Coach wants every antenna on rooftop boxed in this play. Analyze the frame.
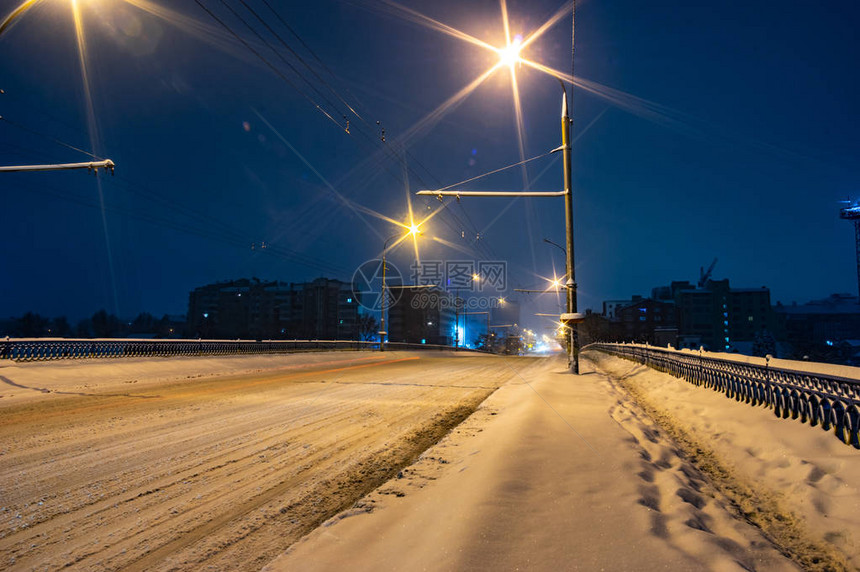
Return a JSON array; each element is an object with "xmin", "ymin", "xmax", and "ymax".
[{"xmin": 839, "ymin": 199, "xmax": 860, "ymax": 302}]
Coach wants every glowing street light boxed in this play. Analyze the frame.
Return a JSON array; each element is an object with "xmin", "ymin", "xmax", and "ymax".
[
  {"xmin": 497, "ymin": 34, "xmax": 523, "ymax": 68},
  {"xmin": 379, "ymin": 223, "xmax": 423, "ymax": 351}
]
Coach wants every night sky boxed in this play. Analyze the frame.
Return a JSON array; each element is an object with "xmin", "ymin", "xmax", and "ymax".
[{"xmin": 2, "ymin": 0, "xmax": 858, "ymax": 333}]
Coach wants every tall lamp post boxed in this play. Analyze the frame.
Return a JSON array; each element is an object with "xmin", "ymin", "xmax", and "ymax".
[
  {"xmin": 379, "ymin": 226, "xmax": 421, "ymax": 351},
  {"xmin": 379, "ymin": 233, "xmax": 398, "ymax": 352}
]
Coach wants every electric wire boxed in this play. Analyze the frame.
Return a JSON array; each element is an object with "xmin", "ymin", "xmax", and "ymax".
[
  {"xmin": 260, "ymin": 0, "xmax": 365, "ymax": 122},
  {"xmin": 5, "ymin": 1, "xmax": 524, "ymax": 286},
  {"xmin": 9, "ymin": 176, "xmax": 350, "ymax": 276},
  {"xmin": 0, "ymin": 116, "xmax": 103, "ymax": 160},
  {"xmin": 242, "ymin": 1, "xmax": 485, "ymax": 248},
  {"xmin": 431, "ymin": 151, "xmax": 554, "ymax": 193},
  {"xmin": 222, "ymin": 0, "xmax": 350, "ymax": 129},
  {"xmin": 238, "ymin": 0, "xmax": 362, "ymax": 125},
  {"xmin": 2, "ymin": 113, "xmax": 350, "ymax": 276},
  {"xmin": 206, "ymin": 1, "xmax": 491, "ymax": 258},
  {"xmin": 194, "ymin": 0, "xmax": 342, "ymax": 130}
]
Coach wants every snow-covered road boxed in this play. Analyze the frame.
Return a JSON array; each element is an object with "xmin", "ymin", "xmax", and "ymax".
[{"xmin": 0, "ymin": 351, "xmax": 535, "ymax": 570}]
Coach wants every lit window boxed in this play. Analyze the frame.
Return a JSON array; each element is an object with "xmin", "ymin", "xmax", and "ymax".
[{"xmin": 347, "ymin": 298, "xmax": 353, "ymax": 303}]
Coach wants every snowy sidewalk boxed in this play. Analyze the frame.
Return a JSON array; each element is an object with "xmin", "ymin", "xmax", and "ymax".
[{"xmin": 265, "ymin": 356, "xmax": 796, "ymax": 571}]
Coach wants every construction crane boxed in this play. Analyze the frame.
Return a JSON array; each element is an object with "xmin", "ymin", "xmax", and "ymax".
[
  {"xmin": 839, "ymin": 201, "xmax": 860, "ymax": 301},
  {"xmin": 698, "ymin": 258, "xmax": 718, "ymax": 288}
]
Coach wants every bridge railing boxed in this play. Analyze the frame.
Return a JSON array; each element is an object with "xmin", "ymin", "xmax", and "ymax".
[
  {"xmin": 0, "ymin": 338, "xmax": 485, "ymax": 362},
  {"xmin": 584, "ymin": 342, "xmax": 860, "ymax": 449}
]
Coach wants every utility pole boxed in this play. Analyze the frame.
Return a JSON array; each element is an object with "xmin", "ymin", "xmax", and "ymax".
[
  {"xmin": 417, "ymin": 93, "xmax": 580, "ymax": 373},
  {"xmin": 563, "ymin": 0, "xmax": 580, "ymax": 374},
  {"xmin": 562, "ymin": 89, "xmax": 579, "ymax": 374}
]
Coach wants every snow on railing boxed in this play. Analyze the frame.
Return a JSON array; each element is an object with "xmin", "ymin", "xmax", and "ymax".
[
  {"xmin": 584, "ymin": 342, "xmax": 860, "ymax": 449},
  {"xmin": 0, "ymin": 338, "xmax": 484, "ymax": 362}
]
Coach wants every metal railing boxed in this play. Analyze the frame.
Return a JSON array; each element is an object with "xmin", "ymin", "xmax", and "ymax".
[
  {"xmin": 585, "ymin": 343, "xmax": 860, "ymax": 449},
  {"xmin": 0, "ymin": 338, "xmax": 484, "ymax": 362}
]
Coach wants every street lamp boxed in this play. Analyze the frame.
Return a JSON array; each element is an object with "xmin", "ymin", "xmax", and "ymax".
[{"xmin": 379, "ymin": 225, "xmax": 421, "ymax": 351}]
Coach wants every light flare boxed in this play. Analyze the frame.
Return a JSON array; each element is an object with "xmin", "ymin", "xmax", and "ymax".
[
  {"xmin": 377, "ymin": 215, "xmax": 427, "ymax": 263},
  {"xmin": 376, "ymin": 0, "xmax": 555, "ymax": 152},
  {"xmin": 399, "ymin": 64, "xmax": 501, "ymax": 147},
  {"xmin": 375, "ymin": 0, "xmax": 567, "ymax": 278},
  {"xmin": 431, "ymin": 235, "xmax": 481, "ymax": 258},
  {"xmin": 400, "ymin": 157, "xmax": 422, "ymax": 264},
  {"xmin": 518, "ymin": 0, "xmax": 574, "ymax": 51},
  {"xmin": 497, "ymin": 37, "xmax": 522, "ymax": 68},
  {"xmin": 379, "ymin": 0, "xmax": 497, "ymax": 53},
  {"xmin": 71, "ymin": 0, "xmax": 121, "ymax": 315},
  {"xmin": 121, "ymin": 0, "xmax": 254, "ymax": 61}
]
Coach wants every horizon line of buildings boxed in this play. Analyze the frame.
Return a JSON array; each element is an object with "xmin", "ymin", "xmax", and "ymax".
[
  {"xmin": 597, "ymin": 277, "xmax": 860, "ymax": 362},
  {"xmin": 185, "ymin": 278, "xmax": 521, "ymax": 346},
  {"xmin": 5, "ymin": 273, "xmax": 858, "ymax": 363}
]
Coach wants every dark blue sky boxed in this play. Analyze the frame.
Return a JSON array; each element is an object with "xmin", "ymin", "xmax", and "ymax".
[{"xmin": 2, "ymin": 0, "xmax": 858, "ymax": 331}]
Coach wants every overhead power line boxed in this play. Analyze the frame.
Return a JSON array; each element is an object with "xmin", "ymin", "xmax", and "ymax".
[{"xmin": 194, "ymin": 0, "xmax": 343, "ymax": 129}]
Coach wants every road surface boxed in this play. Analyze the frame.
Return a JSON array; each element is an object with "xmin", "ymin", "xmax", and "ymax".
[{"xmin": 0, "ymin": 351, "xmax": 541, "ymax": 570}]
